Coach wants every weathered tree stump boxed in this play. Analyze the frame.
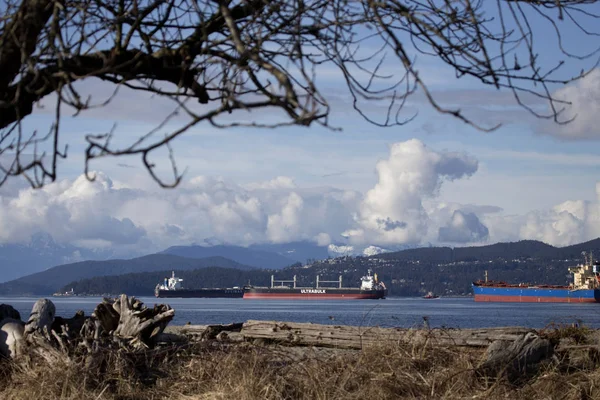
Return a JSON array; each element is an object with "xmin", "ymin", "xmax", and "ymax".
[
  {"xmin": 25, "ymin": 299, "xmax": 55, "ymax": 336},
  {"xmin": 51, "ymin": 310, "xmax": 86, "ymax": 339},
  {"xmin": 93, "ymin": 300, "xmax": 121, "ymax": 333},
  {"xmin": 477, "ymin": 332, "xmax": 554, "ymax": 383},
  {"xmin": 112, "ymin": 295, "xmax": 175, "ymax": 346}
]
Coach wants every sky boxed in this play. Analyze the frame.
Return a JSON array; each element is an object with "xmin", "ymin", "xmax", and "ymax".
[{"xmin": 1, "ymin": 3, "xmax": 600, "ymax": 256}]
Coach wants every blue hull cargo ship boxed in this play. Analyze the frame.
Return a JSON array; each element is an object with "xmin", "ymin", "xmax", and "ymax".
[{"xmin": 472, "ymin": 253, "xmax": 600, "ymax": 303}]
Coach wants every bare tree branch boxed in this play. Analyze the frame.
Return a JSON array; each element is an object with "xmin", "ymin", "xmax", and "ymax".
[{"xmin": 1, "ymin": 0, "xmax": 599, "ymax": 188}]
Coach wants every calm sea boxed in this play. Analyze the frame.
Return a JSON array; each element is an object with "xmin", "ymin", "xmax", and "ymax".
[{"xmin": 2, "ymin": 296, "xmax": 600, "ymax": 329}]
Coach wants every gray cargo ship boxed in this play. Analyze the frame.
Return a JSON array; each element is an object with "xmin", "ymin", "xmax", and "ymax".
[{"xmin": 154, "ymin": 271, "xmax": 244, "ymax": 298}]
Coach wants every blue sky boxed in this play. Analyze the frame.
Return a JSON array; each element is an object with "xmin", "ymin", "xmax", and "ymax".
[{"xmin": 1, "ymin": 2, "xmax": 600, "ymax": 255}]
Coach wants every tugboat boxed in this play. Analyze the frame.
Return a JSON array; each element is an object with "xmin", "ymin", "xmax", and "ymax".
[
  {"xmin": 154, "ymin": 271, "xmax": 244, "ymax": 298},
  {"xmin": 423, "ymin": 291, "xmax": 440, "ymax": 299},
  {"xmin": 243, "ymin": 269, "xmax": 387, "ymax": 299}
]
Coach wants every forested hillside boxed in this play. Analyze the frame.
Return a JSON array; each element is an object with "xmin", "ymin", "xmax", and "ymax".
[
  {"xmin": 0, "ymin": 254, "xmax": 252, "ymax": 295},
  {"xmin": 46, "ymin": 238, "xmax": 600, "ymax": 297}
]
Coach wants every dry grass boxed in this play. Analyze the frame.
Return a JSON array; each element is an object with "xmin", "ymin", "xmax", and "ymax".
[{"xmin": 3, "ymin": 329, "xmax": 600, "ymax": 400}]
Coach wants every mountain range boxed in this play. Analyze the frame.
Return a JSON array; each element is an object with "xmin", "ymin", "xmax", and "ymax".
[
  {"xmin": 374, "ymin": 238, "xmax": 600, "ymax": 262},
  {"xmin": 0, "ymin": 254, "xmax": 253, "ymax": 295},
  {"xmin": 58, "ymin": 237, "xmax": 600, "ymax": 298},
  {"xmin": 161, "ymin": 245, "xmax": 296, "ymax": 269},
  {"xmin": 0, "ymin": 235, "xmax": 331, "ymax": 283},
  {"xmin": 0, "ymin": 232, "xmax": 138, "ymax": 283},
  {"xmin": 2, "ymin": 237, "xmax": 600, "ymax": 296}
]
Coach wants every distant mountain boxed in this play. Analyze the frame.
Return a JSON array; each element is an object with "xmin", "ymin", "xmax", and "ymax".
[
  {"xmin": 372, "ymin": 238, "xmax": 600, "ymax": 263},
  {"xmin": 327, "ymin": 243, "xmax": 415, "ymax": 257},
  {"xmin": 0, "ymin": 254, "xmax": 252, "ymax": 295},
  {"xmin": 0, "ymin": 232, "xmax": 134, "ymax": 283},
  {"xmin": 249, "ymin": 241, "xmax": 330, "ymax": 263},
  {"xmin": 25, "ymin": 237, "xmax": 600, "ymax": 298},
  {"xmin": 58, "ymin": 267, "xmax": 275, "ymax": 297},
  {"xmin": 556, "ymin": 238, "xmax": 600, "ymax": 259},
  {"xmin": 161, "ymin": 245, "xmax": 297, "ymax": 269}
]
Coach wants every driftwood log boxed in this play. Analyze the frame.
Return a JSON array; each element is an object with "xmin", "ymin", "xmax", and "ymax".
[
  {"xmin": 176, "ymin": 320, "xmax": 560, "ymax": 380},
  {"xmin": 176, "ymin": 320, "xmax": 533, "ymax": 350},
  {"xmin": 180, "ymin": 322, "xmax": 244, "ymax": 341}
]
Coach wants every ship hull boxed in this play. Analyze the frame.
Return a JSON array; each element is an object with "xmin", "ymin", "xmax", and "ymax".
[
  {"xmin": 472, "ymin": 284, "xmax": 600, "ymax": 303},
  {"xmin": 243, "ymin": 288, "xmax": 387, "ymax": 300},
  {"xmin": 155, "ymin": 289, "xmax": 244, "ymax": 298}
]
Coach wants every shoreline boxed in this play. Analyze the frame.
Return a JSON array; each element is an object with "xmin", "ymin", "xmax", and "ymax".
[{"xmin": 2, "ymin": 296, "xmax": 598, "ymax": 400}]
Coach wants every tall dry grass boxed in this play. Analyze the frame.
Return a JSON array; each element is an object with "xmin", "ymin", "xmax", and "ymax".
[{"xmin": 2, "ymin": 329, "xmax": 600, "ymax": 400}]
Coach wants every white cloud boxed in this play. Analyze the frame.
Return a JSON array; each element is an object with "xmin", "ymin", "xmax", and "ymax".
[
  {"xmin": 0, "ymin": 172, "xmax": 361, "ymax": 252},
  {"xmin": 314, "ymin": 233, "xmax": 332, "ymax": 246},
  {"xmin": 0, "ymin": 173, "xmax": 146, "ymax": 246},
  {"xmin": 478, "ymin": 183, "xmax": 600, "ymax": 247},
  {"xmin": 1, "ymin": 140, "xmax": 599, "ymax": 255},
  {"xmin": 538, "ymin": 69, "xmax": 600, "ymax": 140},
  {"xmin": 342, "ymin": 139, "xmax": 478, "ymax": 245},
  {"xmin": 438, "ymin": 210, "xmax": 489, "ymax": 243}
]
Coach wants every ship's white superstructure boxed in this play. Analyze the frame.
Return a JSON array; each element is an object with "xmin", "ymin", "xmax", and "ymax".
[
  {"xmin": 569, "ymin": 252, "xmax": 600, "ymax": 290},
  {"xmin": 156, "ymin": 271, "xmax": 184, "ymax": 291},
  {"xmin": 360, "ymin": 269, "xmax": 386, "ymax": 291}
]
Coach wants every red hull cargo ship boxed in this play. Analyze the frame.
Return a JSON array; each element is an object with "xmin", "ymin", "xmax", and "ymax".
[
  {"xmin": 243, "ymin": 269, "xmax": 387, "ymax": 300},
  {"xmin": 472, "ymin": 253, "xmax": 600, "ymax": 303}
]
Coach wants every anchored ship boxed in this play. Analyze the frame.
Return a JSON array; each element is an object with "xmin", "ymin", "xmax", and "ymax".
[
  {"xmin": 472, "ymin": 252, "xmax": 600, "ymax": 303},
  {"xmin": 243, "ymin": 269, "xmax": 387, "ymax": 299},
  {"xmin": 154, "ymin": 271, "xmax": 244, "ymax": 298}
]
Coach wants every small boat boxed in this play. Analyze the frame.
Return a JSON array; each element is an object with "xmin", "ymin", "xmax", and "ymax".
[{"xmin": 423, "ymin": 292, "xmax": 440, "ymax": 299}]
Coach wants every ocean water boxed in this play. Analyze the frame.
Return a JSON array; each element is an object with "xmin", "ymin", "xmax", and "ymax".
[{"xmin": 2, "ymin": 296, "xmax": 600, "ymax": 329}]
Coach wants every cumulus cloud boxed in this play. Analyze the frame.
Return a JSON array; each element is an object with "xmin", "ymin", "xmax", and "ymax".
[
  {"xmin": 1, "ymin": 139, "xmax": 599, "ymax": 254},
  {"xmin": 0, "ymin": 174, "xmax": 146, "ymax": 247},
  {"xmin": 343, "ymin": 139, "xmax": 478, "ymax": 245},
  {"xmin": 516, "ymin": 185, "xmax": 600, "ymax": 246},
  {"xmin": 538, "ymin": 69, "xmax": 600, "ymax": 140},
  {"xmin": 0, "ymin": 172, "xmax": 362, "ymax": 253},
  {"xmin": 438, "ymin": 210, "xmax": 489, "ymax": 243},
  {"xmin": 478, "ymin": 182, "xmax": 600, "ymax": 247}
]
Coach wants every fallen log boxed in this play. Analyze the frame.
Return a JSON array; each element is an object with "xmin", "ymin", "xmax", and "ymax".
[
  {"xmin": 239, "ymin": 320, "xmax": 534, "ymax": 350},
  {"xmin": 180, "ymin": 322, "xmax": 244, "ymax": 341}
]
